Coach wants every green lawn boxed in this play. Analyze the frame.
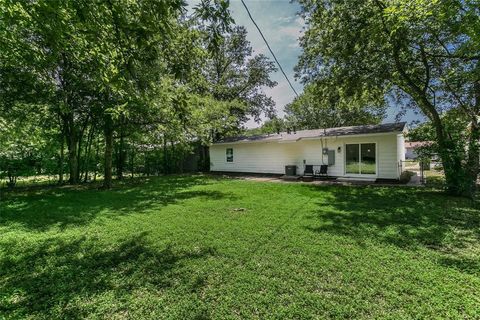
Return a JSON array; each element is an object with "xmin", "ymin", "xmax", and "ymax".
[
  {"xmin": 345, "ymin": 162, "xmax": 376, "ymax": 174},
  {"xmin": 1, "ymin": 175, "xmax": 479, "ymax": 319}
]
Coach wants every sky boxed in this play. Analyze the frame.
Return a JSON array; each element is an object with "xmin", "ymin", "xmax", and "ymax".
[{"xmin": 186, "ymin": 0, "xmax": 423, "ymax": 128}]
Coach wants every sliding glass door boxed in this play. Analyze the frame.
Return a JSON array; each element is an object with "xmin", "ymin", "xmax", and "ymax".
[
  {"xmin": 345, "ymin": 143, "xmax": 376, "ymax": 175},
  {"xmin": 345, "ymin": 144, "xmax": 360, "ymax": 174}
]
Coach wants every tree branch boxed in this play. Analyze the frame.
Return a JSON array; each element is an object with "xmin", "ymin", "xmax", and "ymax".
[{"xmin": 419, "ymin": 44, "xmax": 431, "ymax": 94}]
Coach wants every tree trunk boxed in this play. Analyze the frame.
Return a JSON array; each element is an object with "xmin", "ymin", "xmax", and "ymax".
[
  {"xmin": 76, "ymin": 130, "xmax": 83, "ymax": 182},
  {"xmin": 436, "ymin": 137, "xmax": 463, "ymax": 195},
  {"xmin": 437, "ymin": 78, "xmax": 480, "ymax": 198},
  {"xmin": 117, "ymin": 125, "xmax": 125, "ymax": 180},
  {"xmin": 163, "ymin": 138, "xmax": 168, "ymax": 174},
  {"xmin": 83, "ymin": 127, "xmax": 95, "ymax": 182},
  {"xmin": 170, "ymin": 140, "xmax": 176, "ymax": 174},
  {"xmin": 463, "ymin": 80, "xmax": 480, "ymax": 197},
  {"xmin": 58, "ymin": 132, "xmax": 65, "ymax": 184},
  {"xmin": 465, "ymin": 122, "xmax": 480, "ymax": 197},
  {"xmin": 200, "ymin": 145, "xmax": 209, "ymax": 172},
  {"xmin": 93, "ymin": 136, "xmax": 100, "ymax": 182},
  {"xmin": 67, "ymin": 126, "xmax": 78, "ymax": 184},
  {"xmin": 103, "ymin": 114, "xmax": 114, "ymax": 189},
  {"xmin": 130, "ymin": 148, "xmax": 135, "ymax": 179}
]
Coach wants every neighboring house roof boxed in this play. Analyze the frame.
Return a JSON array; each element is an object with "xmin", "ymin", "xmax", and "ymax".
[
  {"xmin": 214, "ymin": 122, "xmax": 407, "ymax": 145},
  {"xmin": 405, "ymin": 141, "xmax": 432, "ymax": 149}
]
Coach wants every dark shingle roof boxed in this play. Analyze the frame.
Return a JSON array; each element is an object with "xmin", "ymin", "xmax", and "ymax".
[{"xmin": 214, "ymin": 122, "xmax": 407, "ymax": 144}]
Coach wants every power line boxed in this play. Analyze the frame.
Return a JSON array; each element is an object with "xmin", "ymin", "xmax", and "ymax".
[{"xmin": 240, "ymin": 0, "xmax": 299, "ymax": 97}]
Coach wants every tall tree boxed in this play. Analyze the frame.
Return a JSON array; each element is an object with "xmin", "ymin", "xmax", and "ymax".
[
  {"xmin": 285, "ymin": 83, "xmax": 386, "ymax": 129},
  {"xmin": 1, "ymin": 1, "xmax": 106, "ymax": 184},
  {"xmin": 0, "ymin": 0, "xmax": 277, "ymax": 188},
  {"xmin": 0, "ymin": 104, "xmax": 58, "ymax": 187},
  {"xmin": 1, "ymin": 0, "xmax": 187, "ymax": 188},
  {"xmin": 91, "ymin": 0, "xmax": 186, "ymax": 188},
  {"xmin": 296, "ymin": 0, "xmax": 480, "ymax": 196},
  {"xmin": 193, "ymin": 1, "xmax": 278, "ymax": 132}
]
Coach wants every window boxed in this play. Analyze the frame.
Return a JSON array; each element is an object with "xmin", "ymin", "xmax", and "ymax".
[
  {"xmin": 345, "ymin": 143, "xmax": 376, "ymax": 174},
  {"xmin": 226, "ymin": 148, "xmax": 233, "ymax": 162}
]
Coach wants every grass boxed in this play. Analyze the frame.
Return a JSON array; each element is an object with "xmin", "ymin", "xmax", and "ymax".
[
  {"xmin": 345, "ymin": 162, "xmax": 376, "ymax": 174},
  {"xmin": 1, "ymin": 175, "xmax": 479, "ymax": 319},
  {"xmin": 0, "ymin": 175, "xmax": 60, "ymax": 189},
  {"xmin": 425, "ymin": 169, "xmax": 446, "ymax": 187}
]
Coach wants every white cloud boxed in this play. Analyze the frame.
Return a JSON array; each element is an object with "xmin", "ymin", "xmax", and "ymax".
[
  {"xmin": 276, "ymin": 16, "xmax": 295, "ymax": 23},
  {"xmin": 278, "ymin": 26, "xmax": 302, "ymax": 39},
  {"xmin": 295, "ymin": 16, "xmax": 305, "ymax": 26}
]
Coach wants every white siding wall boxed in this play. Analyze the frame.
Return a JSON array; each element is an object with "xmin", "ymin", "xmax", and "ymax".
[
  {"xmin": 397, "ymin": 134, "xmax": 406, "ymax": 175},
  {"xmin": 338, "ymin": 134, "xmax": 399, "ymax": 179},
  {"xmin": 209, "ymin": 142, "xmax": 301, "ymax": 175},
  {"xmin": 210, "ymin": 133, "xmax": 400, "ymax": 179}
]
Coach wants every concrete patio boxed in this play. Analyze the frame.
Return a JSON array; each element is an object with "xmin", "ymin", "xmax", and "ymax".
[{"xmin": 210, "ymin": 172, "xmax": 424, "ymax": 187}]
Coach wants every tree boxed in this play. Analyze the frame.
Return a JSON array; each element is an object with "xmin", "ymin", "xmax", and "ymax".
[
  {"xmin": 193, "ymin": 1, "xmax": 278, "ymax": 131},
  {"xmin": 285, "ymin": 83, "xmax": 386, "ymax": 129},
  {"xmin": 1, "ymin": 0, "xmax": 105, "ymax": 184},
  {"xmin": 0, "ymin": 0, "xmax": 276, "ymax": 188},
  {"xmin": 408, "ymin": 109, "xmax": 471, "ymax": 164},
  {"xmin": 245, "ymin": 117, "xmax": 287, "ymax": 136},
  {"xmin": 296, "ymin": 0, "xmax": 480, "ymax": 196},
  {"xmin": 1, "ymin": 0, "xmax": 188, "ymax": 188},
  {"xmin": 0, "ymin": 105, "xmax": 57, "ymax": 187}
]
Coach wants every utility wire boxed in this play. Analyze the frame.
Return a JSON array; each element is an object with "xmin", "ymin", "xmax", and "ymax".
[{"xmin": 240, "ymin": 0, "xmax": 299, "ymax": 97}]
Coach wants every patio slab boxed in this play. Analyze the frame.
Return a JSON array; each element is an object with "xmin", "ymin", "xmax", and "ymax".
[{"xmin": 211, "ymin": 173, "xmax": 419, "ymax": 187}]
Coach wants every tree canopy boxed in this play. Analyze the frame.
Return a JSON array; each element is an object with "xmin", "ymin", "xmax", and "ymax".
[
  {"xmin": 285, "ymin": 83, "xmax": 386, "ymax": 129},
  {"xmin": 0, "ymin": 0, "xmax": 278, "ymax": 188},
  {"xmin": 296, "ymin": 0, "xmax": 480, "ymax": 196}
]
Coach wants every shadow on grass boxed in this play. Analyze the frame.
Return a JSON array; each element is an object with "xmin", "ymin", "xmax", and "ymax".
[
  {"xmin": 304, "ymin": 185, "xmax": 480, "ymax": 275},
  {"xmin": 0, "ymin": 175, "xmax": 236, "ymax": 231},
  {"xmin": 0, "ymin": 232, "xmax": 216, "ymax": 319}
]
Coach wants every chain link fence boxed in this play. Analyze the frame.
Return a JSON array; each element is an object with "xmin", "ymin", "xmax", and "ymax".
[{"xmin": 399, "ymin": 159, "xmax": 443, "ymax": 185}]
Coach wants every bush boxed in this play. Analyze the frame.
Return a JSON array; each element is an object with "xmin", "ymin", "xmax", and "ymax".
[
  {"xmin": 400, "ymin": 170, "xmax": 415, "ymax": 183},
  {"xmin": 433, "ymin": 162, "xmax": 443, "ymax": 171}
]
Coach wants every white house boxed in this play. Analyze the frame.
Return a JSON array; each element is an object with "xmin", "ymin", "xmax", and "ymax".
[
  {"xmin": 209, "ymin": 122, "xmax": 407, "ymax": 180},
  {"xmin": 405, "ymin": 141, "xmax": 432, "ymax": 159}
]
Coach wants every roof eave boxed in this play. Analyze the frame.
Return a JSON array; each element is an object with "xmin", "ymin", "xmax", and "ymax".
[{"xmin": 212, "ymin": 130, "xmax": 404, "ymax": 145}]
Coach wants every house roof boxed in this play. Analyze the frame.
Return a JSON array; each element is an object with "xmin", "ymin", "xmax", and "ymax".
[
  {"xmin": 405, "ymin": 141, "xmax": 432, "ymax": 148},
  {"xmin": 214, "ymin": 122, "xmax": 407, "ymax": 145}
]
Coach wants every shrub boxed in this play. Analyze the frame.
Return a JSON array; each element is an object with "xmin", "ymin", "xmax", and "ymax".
[{"xmin": 400, "ymin": 170, "xmax": 415, "ymax": 183}]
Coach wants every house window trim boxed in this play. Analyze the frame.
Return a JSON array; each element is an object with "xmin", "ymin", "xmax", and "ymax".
[
  {"xmin": 226, "ymin": 148, "xmax": 234, "ymax": 163},
  {"xmin": 343, "ymin": 142, "xmax": 378, "ymax": 177}
]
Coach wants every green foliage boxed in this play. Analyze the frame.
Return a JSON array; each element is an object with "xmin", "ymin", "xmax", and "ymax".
[
  {"xmin": 193, "ymin": 0, "xmax": 235, "ymax": 53},
  {"xmin": 408, "ymin": 109, "xmax": 471, "ymax": 163},
  {"xmin": 296, "ymin": 0, "xmax": 480, "ymax": 196},
  {"xmin": 245, "ymin": 117, "xmax": 286, "ymax": 136},
  {"xmin": 0, "ymin": 0, "xmax": 278, "ymax": 187},
  {"xmin": 0, "ymin": 104, "xmax": 60, "ymax": 186},
  {"xmin": 1, "ymin": 176, "xmax": 479, "ymax": 318},
  {"xmin": 285, "ymin": 83, "xmax": 386, "ymax": 129},
  {"xmin": 399, "ymin": 170, "xmax": 415, "ymax": 183},
  {"xmin": 196, "ymin": 24, "xmax": 278, "ymax": 128}
]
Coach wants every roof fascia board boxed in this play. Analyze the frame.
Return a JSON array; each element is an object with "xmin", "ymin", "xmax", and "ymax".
[
  {"xmin": 299, "ymin": 131, "xmax": 402, "ymax": 141},
  {"xmin": 212, "ymin": 130, "xmax": 404, "ymax": 145},
  {"xmin": 212, "ymin": 138, "xmax": 281, "ymax": 146}
]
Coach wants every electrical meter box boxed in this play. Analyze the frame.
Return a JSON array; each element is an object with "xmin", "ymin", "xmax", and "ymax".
[{"xmin": 327, "ymin": 150, "xmax": 335, "ymax": 165}]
